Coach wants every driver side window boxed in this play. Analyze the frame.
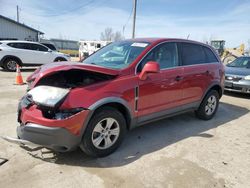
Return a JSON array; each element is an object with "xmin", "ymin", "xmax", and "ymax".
[{"xmin": 137, "ymin": 42, "xmax": 178, "ymax": 72}]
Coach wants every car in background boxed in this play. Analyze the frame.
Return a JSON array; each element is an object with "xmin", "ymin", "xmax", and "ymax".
[
  {"xmin": 0, "ymin": 41, "xmax": 70, "ymax": 71},
  {"xmin": 4, "ymin": 38, "xmax": 224, "ymax": 157},
  {"xmin": 224, "ymin": 56, "xmax": 250, "ymax": 94},
  {"xmin": 41, "ymin": 42, "xmax": 57, "ymax": 51}
]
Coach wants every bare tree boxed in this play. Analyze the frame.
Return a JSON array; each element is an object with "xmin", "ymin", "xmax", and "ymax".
[
  {"xmin": 100, "ymin": 27, "xmax": 124, "ymax": 41},
  {"xmin": 100, "ymin": 27, "xmax": 114, "ymax": 41},
  {"xmin": 113, "ymin": 31, "xmax": 124, "ymax": 41}
]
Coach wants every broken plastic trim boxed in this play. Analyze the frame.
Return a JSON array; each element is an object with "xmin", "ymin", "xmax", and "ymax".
[
  {"xmin": 54, "ymin": 107, "xmax": 86, "ymax": 120},
  {"xmin": 42, "ymin": 107, "xmax": 86, "ymax": 120},
  {"xmin": 0, "ymin": 158, "xmax": 8, "ymax": 166}
]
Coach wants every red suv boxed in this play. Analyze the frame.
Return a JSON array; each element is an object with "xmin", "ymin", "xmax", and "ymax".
[{"xmin": 6, "ymin": 38, "xmax": 225, "ymax": 157}]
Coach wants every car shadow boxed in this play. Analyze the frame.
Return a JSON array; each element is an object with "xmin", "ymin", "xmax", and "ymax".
[
  {"xmin": 224, "ymin": 91, "xmax": 250, "ymax": 99},
  {"xmin": 27, "ymin": 101, "xmax": 249, "ymax": 167},
  {"xmin": 0, "ymin": 67, "xmax": 37, "ymax": 72}
]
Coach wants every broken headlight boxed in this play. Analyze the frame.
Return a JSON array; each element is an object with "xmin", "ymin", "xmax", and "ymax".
[{"xmin": 28, "ymin": 86, "xmax": 69, "ymax": 108}]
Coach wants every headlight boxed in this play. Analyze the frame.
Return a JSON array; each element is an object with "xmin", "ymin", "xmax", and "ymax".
[
  {"xmin": 28, "ymin": 86, "xmax": 69, "ymax": 108},
  {"xmin": 244, "ymin": 75, "xmax": 250, "ymax": 80}
]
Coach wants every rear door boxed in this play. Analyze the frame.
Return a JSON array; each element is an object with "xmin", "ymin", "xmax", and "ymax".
[
  {"xmin": 179, "ymin": 42, "xmax": 217, "ymax": 104},
  {"xmin": 29, "ymin": 44, "xmax": 54, "ymax": 64}
]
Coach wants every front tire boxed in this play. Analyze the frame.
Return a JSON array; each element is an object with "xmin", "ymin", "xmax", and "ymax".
[
  {"xmin": 195, "ymin": 90, "xmax": 219, "ymax": 120},
  {"xmin": 80, "ymin": 107, "xmax": 126, "ymax": 157},
  {"xmin": 3, "ymin": 58, "xmax": 18, "ymax": 72}
]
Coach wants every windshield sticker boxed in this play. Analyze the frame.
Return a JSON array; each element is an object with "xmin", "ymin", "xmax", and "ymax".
[{"xmin": 131, "ymin": 43, "xmax": 148, "ymax": 48}]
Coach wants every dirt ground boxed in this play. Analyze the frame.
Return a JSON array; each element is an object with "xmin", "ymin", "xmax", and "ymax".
[{"xmin": 0, "ymin": 68, "xmax": 249, "ymax": 188}]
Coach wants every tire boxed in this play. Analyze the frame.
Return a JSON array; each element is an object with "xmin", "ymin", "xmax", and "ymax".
[
  {"xmin": 3, "ymin": 58, "xmax": 18, "ymax": 72},
  {"xmin": 195, "ymin": 90, "xmax": 219, "ymax": 120},
  {"xmin": 80, "ymin": 107, "xmax": 127, "ymax": 157},
  {"xmin": 54, "ymin": 57, "xmax": 67, "ymax": 62}
]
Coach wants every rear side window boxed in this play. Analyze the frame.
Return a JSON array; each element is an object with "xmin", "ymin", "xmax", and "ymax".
[
  {"xmin": 30, "ymin": 44, "xmax": 48, "ymax": 52},
  {"xmin": 7, "ymin": 43, "xmax": 30, "ymax": 50},
  {"xmin": 181, "ymin": 43, "xmax": 206, "ymax": 65},
  {"xmin": 203, "ymin": 47, "xmax": 218, "ymax": 63}
]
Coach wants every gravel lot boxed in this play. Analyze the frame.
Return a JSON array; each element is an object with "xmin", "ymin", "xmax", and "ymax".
[{"xmin": 0, "ymin": 68, "xmax": 250, "ymax": 188}]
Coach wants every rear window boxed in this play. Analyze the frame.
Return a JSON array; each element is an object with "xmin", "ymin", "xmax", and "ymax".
[
  {"xmin": 203, "ymin": 47, "xmax": 218, "ymax": 63},
  {"xmin": 30, "ymin": 44, "xmax": 48, "ymax": 52},
  {"xmin": 181, "ymin": 43, "xmax": 206, "ymax": 65},
  {"xmin": 7, "ymin": 43, "xmax": 30, "ymax": 50}
]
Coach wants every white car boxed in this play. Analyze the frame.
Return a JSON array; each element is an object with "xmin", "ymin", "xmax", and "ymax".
[{"xmin": 0, "ymin": 41, "xmax": 70, "ymax": 71}]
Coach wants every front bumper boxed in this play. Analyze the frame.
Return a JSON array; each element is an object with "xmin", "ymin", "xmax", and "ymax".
[
  {"xmin": 16, "ymin": 123, "xmax": 81, "ymax": 152},
  {"xmin": 14, "ymin": 95, "xmax": 91, "ymax": 151},
  {"xmin": 224, "ymin": 80, "xmax": 250, "ymax": 93}
]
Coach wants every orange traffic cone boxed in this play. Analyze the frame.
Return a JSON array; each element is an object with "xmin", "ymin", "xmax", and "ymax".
[{"xmin": 15, "ymin": 64, "xmax": 24, "ymax": 85}]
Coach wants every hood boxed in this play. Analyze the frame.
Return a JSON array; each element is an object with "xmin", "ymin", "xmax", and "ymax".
[
  {"xmin": 225, "ymin": 66, "xmax": 250, "ymax": 76},
  {"xmin": 27, "ymin": 61, "xmax": 120, "ymax": 82}
]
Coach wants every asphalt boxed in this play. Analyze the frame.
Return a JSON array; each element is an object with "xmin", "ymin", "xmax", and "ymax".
[{"xmin": 0, "ymin": 68, "xmax": 250, "ymax": 188}]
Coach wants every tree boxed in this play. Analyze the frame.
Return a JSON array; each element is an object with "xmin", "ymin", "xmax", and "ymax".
[
  {"xmin": 100, "ymin": 27, "xmax": 114, "ymax": 41},
  {"xmin": 100, "ymin": 27, "xmax": 124, "ymax": 41},
  {"xmin": 113, "ymin": 31, "xmax": 123, "ymax": 42}
]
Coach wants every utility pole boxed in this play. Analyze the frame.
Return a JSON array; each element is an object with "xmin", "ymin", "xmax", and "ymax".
[
  {"xmin": 16, "ymin": 5, "xmax": 19, "ymax": 22},
  {"xmin": 132, "ymin": 0, "xmax": 137, "ymax": 39}
]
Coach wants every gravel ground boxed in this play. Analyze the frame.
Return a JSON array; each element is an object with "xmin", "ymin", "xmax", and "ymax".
[{"xmin": 0, "ymin": 68, "xmax": 249, "ymax": 188}]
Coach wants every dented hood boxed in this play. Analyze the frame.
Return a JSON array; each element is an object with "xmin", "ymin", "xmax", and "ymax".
[{"xmin": 27, "ymin": 61, "xmax": 120, "ymax": 82}]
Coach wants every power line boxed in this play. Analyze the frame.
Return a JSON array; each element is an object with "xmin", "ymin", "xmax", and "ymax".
[
  {"xmin": 122, "ymin": 4, "xmax": 133, "ymax": 37},
  {"xmin": 37, "ymin": 0, "xmax": 97, "ymax": 17}
]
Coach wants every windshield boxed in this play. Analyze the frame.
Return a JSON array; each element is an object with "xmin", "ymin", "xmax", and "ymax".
[
  {"xmin": 82, "ymin": 41, "xmax": 150, "ymax": 69},
  {"xmin": 227, "ymin": 57, "xmax": 250, "ymax": 68}
]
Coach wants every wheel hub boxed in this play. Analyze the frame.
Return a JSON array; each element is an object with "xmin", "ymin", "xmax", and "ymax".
[{"xmin": 91, "ymin": 117, "xmax": 120, "ymax": 150}]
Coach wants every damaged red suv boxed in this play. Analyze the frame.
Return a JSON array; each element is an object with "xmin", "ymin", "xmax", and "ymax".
[{"xmin": 6, "ymin": 38, "xmax": 224, "ymax": 157}]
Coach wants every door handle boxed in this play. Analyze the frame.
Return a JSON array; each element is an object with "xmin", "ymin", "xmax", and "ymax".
[
  {"xmin": 205, "ymin": 70, "xmax": 210, "ymax": 75},
  {"xmin": 175, "ymin": 76, "xmax": 183, "ymax": 81}
]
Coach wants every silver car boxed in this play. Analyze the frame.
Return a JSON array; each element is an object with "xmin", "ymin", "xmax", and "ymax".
[{"xmin": 224, "ymin": 56, "xmax": 250, "ymax": 93}]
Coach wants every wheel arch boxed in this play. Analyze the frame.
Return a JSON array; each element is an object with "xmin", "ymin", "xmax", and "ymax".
[
  {"xmin": 88, "ymin": 97, "xmax": 134, "ymax": 130},
  {"xmin": 54, "ymin": 57, "xmax": 67, "ymax": 62},
  {"xmin": 202, "ymin": 83, "xmax": 223, "ymax": 101},
  {"xmin": 1, "ymin": 55, "xmax": 23, "ymax": 66}
]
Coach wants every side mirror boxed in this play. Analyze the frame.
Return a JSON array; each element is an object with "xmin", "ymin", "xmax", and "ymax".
[
  {"xmin": 139, "ymin": 61, "xmax": 160, "ymax": 80},
  {"xmin": 48, "ymin": 49, "xmax": 52, "ymax": 52}
]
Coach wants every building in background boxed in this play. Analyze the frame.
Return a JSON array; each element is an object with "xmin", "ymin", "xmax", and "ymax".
[
  {"xmin": 41, "ymin": 38, "xmax": 79, "ymax": 57},
  {"xmin": 0, "ymin": 15, "xmax": 44, "ymax": 41}
]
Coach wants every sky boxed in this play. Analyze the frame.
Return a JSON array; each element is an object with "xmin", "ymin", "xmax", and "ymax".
[{"xmin": 0, "ymin": 0, "xmax": 250, "ymax": 47}]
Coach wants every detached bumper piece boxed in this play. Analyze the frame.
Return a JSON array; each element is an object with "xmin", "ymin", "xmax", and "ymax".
[{"xmin": 16, "ymin": 123, "xmax": 81, "ymax": 152}]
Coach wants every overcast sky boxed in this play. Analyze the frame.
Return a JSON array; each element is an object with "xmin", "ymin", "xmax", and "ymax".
[{"xmin": 0, "ymin": 0, "xmax": 250, "ymax": 47}]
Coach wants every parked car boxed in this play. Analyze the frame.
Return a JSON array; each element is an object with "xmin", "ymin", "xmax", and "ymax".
[
  {"xmin": 224, "ymin": 56, "xmax": 250, "ymax": 93},
  {"xmin": 40, "ymin": 42, "xmax": 57, "ymax": 51},
  {"xmin": 4, "ymin": 38, "xmax": 224, "ymax": 157},
  {"xmin": 0, "ymin": 41, "xmax": 70, "ymax": 71}
]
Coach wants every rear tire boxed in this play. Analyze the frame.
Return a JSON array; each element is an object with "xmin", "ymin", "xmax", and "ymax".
[
  {"xmin": 195, "ymin": 90, "xmax": 219, "ymax": 120},
  {"xmin": 80, "ymin": 107, "xmax": 126, "ymax": 157},
  {"xmin": 3, "ymin": 58, "xmax": 18, "ymax": 72}
]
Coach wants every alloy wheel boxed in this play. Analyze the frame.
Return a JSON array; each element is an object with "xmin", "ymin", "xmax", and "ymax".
[
  {"xmin": 205, "ymin": 95, "xmax": 217, "ymax": 115},
  {"xmin": 91, "ymin": 118, "xmax": 120, "ymax": 150}
]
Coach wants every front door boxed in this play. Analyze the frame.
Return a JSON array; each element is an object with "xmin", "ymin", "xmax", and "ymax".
[{"xmin": 136, "ymin": 42, "xmax": 183, "ymax": 123}]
